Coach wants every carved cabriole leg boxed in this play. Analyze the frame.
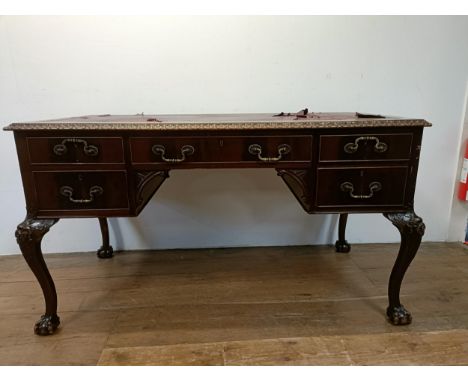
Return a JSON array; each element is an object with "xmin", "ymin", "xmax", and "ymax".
[
  {"xmin": 335, "ymin": 213, "xmax": 351, "ymax": 253},
  {"xmin": 15, "ymin": 218, "xmax": 60, "ymax": 335},
  {"xmin": 383, "ymin": 210, "xmax": 425, "ymax": 325},
  {"xmin": 97, "ymin": 217, "xmax": 113, "ymax": 259}
]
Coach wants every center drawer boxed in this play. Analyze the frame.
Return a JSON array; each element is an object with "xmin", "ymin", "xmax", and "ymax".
[
  {"xmin": 33, "ymin": 171, "xmax": 129, "ymax": 211},
  {"xmin": 130, "ymin": 136, "xmax": 312, "ymax": 164}
]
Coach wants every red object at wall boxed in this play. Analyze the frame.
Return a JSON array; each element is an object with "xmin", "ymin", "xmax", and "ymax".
[{"xmin": 458, "ymin": 140, "xmax": 468, "ymax": 201}]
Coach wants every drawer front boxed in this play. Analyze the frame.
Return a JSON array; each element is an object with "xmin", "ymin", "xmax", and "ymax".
[
  {"xmin": 316, "ymin": 167, "xmax": 408, "ymax": 207},
  {"xmin": 27, "ymin": 137, "xmax": 124, "ymax": 164},
  {"xmin": 319, "ymin": 133, "xmax": 413, "ymax": 162},
  {"xmin": 130, "ymin": 136, "xmax": 312, "ymax": 164},
  {"xmin": 33, "ymin": 171, "xmax": 129, "ymax": 210}
]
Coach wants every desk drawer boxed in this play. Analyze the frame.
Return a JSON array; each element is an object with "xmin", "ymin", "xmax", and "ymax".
[
  {"xmin": 316, "ymin": 167, "xmax": 408, "ymax": 207},
  {"xmin": 319, "ymin": 134, "xmax": 413, "ymax": 162},
  {"xmin": 33, "ymin": 171, "xmax": 129, "ymax": 211},
  {"xmin": 27, "ymin": 137, "xmax": 124, "ymax": 164},
  {"xmin": 130, "ymin": 136, "xmax": 312, "ymax": 164}
]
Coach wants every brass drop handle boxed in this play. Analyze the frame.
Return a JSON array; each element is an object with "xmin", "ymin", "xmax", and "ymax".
[
  {"xmin": 344, "ymin": 136, "xmax": 388, "ymax": 154},
  {"xmin": 59, "ymin": 185, "xmax": 104, "ymax": 204},
  {"xmin": 248, "ymin": 143, "xmax": 291, "ymax": 162},
  {"xmin": 152, "ymin": 144, "xmax": 195, "ymax": 163},
  {"xmin": 340, "ymin": 181, "xmax": 382, "ymax": 199},
  {"xmin": 53, "ymin": 138, "xmax": 99, "ymax": 156}
]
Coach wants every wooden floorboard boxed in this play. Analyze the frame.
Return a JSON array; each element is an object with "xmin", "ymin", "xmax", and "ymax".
[
  {"xmin": 1, "ymin": 242, "xmax": 467, "ymax": 365},
  {"xmin": 98, "ymin": 329, "xmax": 468, "ymax": 366}
]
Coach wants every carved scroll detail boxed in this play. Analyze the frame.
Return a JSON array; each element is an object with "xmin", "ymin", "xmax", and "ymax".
[
  {"xmin": 135, "ymin": 171, "xmax": 170, "ymax": 213},
  {"xmin": 383, "ymin": 211, "xmax": 426, "ymax": 236},
  {"xmin": 276, "ymin": 169, "xmax": 313, "ymax": 213},
  {"xmin": 16, "ymin": 218, "xmax": 58, "ymax": 244}
]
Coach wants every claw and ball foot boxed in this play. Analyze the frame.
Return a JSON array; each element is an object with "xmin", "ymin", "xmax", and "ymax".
[
  {"xmin": 387, "ymin": 305, "xmax": 412, "ymax": 325},
  {"xmin": 97, "ymin": 244, "xmax": 113, "ymax": 259},
  {"xmin": 34, "ymin": 314, "xmax": 61, "ymax": 335},
  {"xmin": 335, "ymin": 240, "xmax": 351, "ymax": 253}
]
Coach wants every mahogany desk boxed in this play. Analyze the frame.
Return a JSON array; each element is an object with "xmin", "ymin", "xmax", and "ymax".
[{"xmin": 4, "ymin": 112, "xmax": 431, "ymax": 335}]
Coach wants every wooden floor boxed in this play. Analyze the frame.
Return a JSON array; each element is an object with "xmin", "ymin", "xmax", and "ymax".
[{"xmin": 1, "ymin": 242, "xmax": 468, "ymax": 365}]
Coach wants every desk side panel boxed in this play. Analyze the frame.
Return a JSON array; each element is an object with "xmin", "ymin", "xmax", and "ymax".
[{"xmin": 14, "ymin": 132, "xmax": 37, "ymax": 217}]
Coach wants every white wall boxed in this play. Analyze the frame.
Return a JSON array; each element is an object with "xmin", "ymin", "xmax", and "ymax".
[{"xmin": 1, "ymin": 16, "xmax": 468, "ymax": 255}]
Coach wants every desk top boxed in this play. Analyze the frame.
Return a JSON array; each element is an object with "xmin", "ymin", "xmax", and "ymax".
[{"xmin": 4, "ymin": 112, "xmax": 431, "ymax": 131}]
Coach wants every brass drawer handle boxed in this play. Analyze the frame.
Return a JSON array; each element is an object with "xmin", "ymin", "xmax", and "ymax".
[
  {"xmin": 59, "ymin": 185, "xmax": 104, "ymax": 204},
  {"xmin": 53, "ymin": 138, "xmax": 99, "ymax": 156},
  {"xmin": 340, "ymin": 181, "xmax": 382, "ymax": 199},
  {"xmin": 344, "ymin": 136, "xmax": 388, "ymax": 154},
  {"xmin": 152, "ymin": 144, "xmax": 195, "ymax": 163},
  {"xmin": 248, "ymin": 143, "xmax": 291, "ymax": 162}
]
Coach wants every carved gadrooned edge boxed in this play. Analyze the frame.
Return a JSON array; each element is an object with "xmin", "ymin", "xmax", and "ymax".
[
  {"xmin": 276, "ymin": 169, "xmax": 313, "ymax": 213},
  {"xmin": 5, "ymin": 119, "xmax": 432, "ymax": 131},
  {"xmin": 383, "ymin": 211, "xmax": 426, "ymax": 236},
  {"xmin": 15, "ymin": 218, "xmax": 59, "ymax": 243},
  {"xmin": 34, "ymin": 314, "xmax": 60, "ymax": 335},
  {"xmin": 135, "ymin": 171, "xmax": 170, "ymax": 213},
  {"xmin": 387, "ymin": 305, "xmax": 412, "ymax": 325}
]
